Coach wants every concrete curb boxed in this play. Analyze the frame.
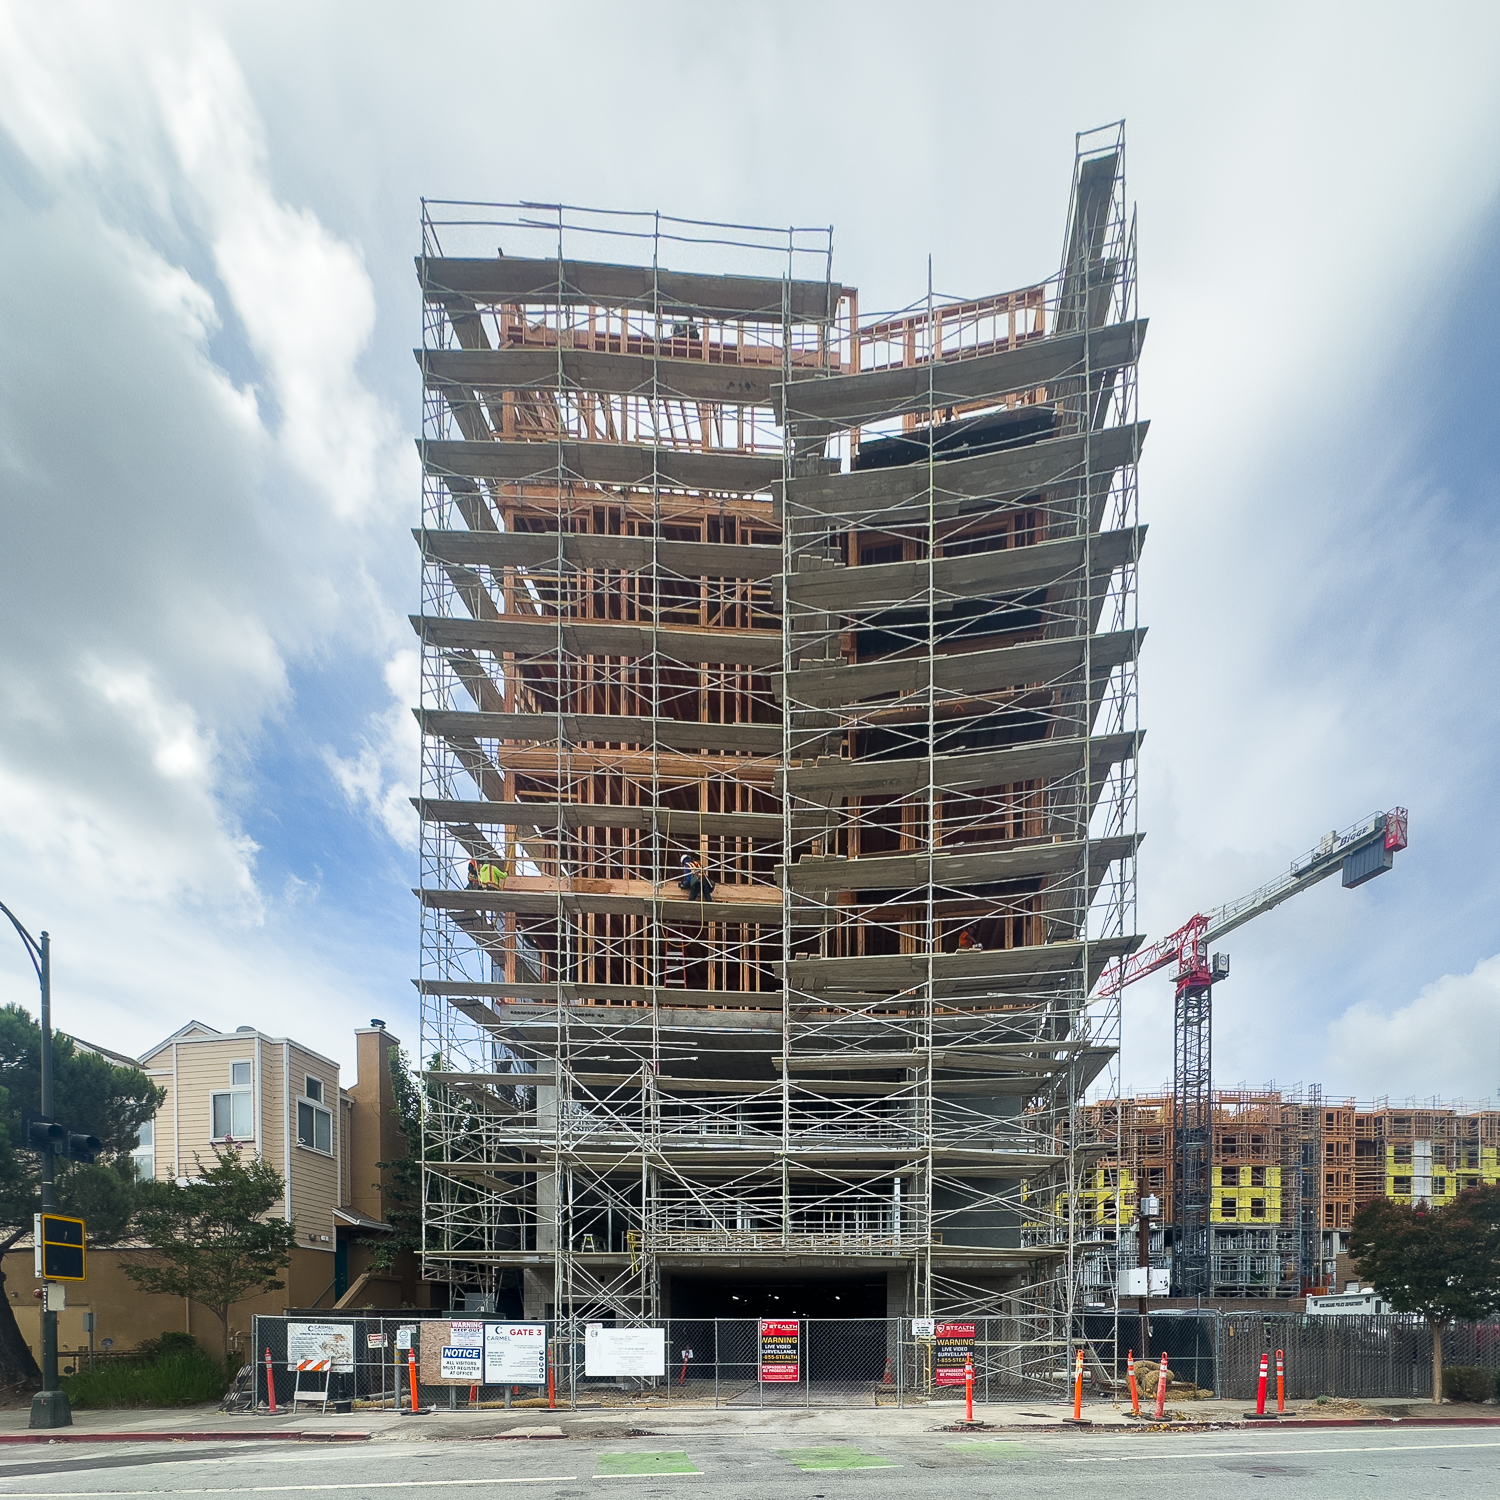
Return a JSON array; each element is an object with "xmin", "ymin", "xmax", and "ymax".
[{"xmin": 0, "ymin": 1432, "xmax": 372, "ymax": 1444}]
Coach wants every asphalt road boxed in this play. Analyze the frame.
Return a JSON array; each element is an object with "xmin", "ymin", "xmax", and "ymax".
[{"xmin": 0, "ymin": 1431, "xmax": 1496, "ymax": 1498}]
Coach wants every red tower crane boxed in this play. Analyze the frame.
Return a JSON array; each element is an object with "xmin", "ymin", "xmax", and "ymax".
[{"xmin": 1096, "ymin": 807, "xmax": 1409, "ymax": 1296}]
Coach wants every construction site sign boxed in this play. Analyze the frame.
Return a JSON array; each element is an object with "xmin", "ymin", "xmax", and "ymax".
[
  {"xmin": 484, "ymin": 1323, "xmax": 547, "ymax": 1384},
  {"xmin": 933, "ymin": 1322, "xmax": 975, "ymax": 1386},
  {"xmin": 286, "ymin": 1322, "xmax": 354, "ymax": 1374},
  {"xmin": 758, "ymin": 1318, "xmax": 800, "ymax": 1382},
  {"xmin": 584, "ymin": 1325, "xmax": 665, "ymax": 1378}
]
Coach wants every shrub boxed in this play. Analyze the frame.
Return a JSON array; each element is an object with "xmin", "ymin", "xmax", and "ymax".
[
  {"xmin": 133, "ymin": 1331, "xmax": 203, "ymax": 1364},
  {"xmin": 63, "ymin": 1343, "xmax": 233, "ymax": 1409},
  {"xmin": 1441, "ymin": 1366, "xmax": 1495, "ymax": 1403}
]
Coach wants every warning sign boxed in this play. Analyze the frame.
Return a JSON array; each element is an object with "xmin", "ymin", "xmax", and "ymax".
[
  {"xmin": 758, "ymin": 1318, "xmax": 799, "ymax": 1383},
  {"xmin": 287, "ymin": 1322, "xmax": 354, "ymax": 1374},
  {"xmin": 934, "ymin": 1321, "xmax": 975, "ymax": 1386}
]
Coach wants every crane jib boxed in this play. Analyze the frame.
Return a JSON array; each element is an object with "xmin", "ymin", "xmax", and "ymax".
[{"xmin": 1095, "ymin": 807, "xmax": 1408, "ymax": 996}]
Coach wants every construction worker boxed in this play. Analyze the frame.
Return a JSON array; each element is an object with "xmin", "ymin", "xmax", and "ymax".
[
  {"xmin": 957, "ymin": 929, "xmax": 984, "ymax": 953},
  {"xmin": 469, "ymin": 858, "xmax": 507, "ymax": 889},
  {"xmin": 678, "ymin": 854, "xmax": 715, "ymax": 901}
]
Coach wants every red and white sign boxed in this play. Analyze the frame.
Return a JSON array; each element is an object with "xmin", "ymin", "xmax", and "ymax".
[
  {"xmin": 759, "ymin": 1318, "xmax": 800, "ymax": 1383},
  {"xmin": 934, "ymin": 1322, "xmax": 975, "ymax": 1387}
]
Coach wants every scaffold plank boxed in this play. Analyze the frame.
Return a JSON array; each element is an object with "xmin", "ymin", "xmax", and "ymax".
[
  {"xmin": 783, "ymin": 731, "xmax": 1140, "ymax": 801},
  {"xmin": 786, "ymin": 525, "xmax": 1143, "ymax": 611},
  {"xmin": 418, "ymin": 255, "xmax": 842, "ymax": 322},
  {"xmin": 411, "ymin": 613, "xmax": 783, "ymax": 666},
  {"xmin": 419, "ymin": 437, "xmax": 784, "ymax": 493},
  {"xmin": 784, "ymin": 832, "xmax": 1140, "ymax": 893},
  {"xmin": 416, "ymin": 797, "xmax": 781, "ymax": 838},
  {"xmin": 421, "ymin": 347, "xmax": 793, "ymax": 405},
  {"xmin": 781, "ymin": 627, "xmax": 1144, "ymax": 709},
  {"xmin": 417, "ymin": 527, "xmax": 781, "ymax": 579},
  {"xmin": 776, "ymin": 319, "xmax": 1147, "ymax": 425},
  {"xmin": 418, "ymin": 708, "xmax": 782, "ymax": 756},
  {"xmin": 778, "ymin": 421, "xmax": 1146, "ymax": 520}
]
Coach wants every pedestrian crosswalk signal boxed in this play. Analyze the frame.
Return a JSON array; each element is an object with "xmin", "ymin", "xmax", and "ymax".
[{"xmin": 33, "ymin": 1214, "xmax": 85, "ymax": 1282}]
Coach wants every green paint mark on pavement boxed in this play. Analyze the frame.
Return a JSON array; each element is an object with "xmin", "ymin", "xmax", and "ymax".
[
  {"xmin": 948, "ymin": 1440, "xmax": 1030, "ymax": 1461},
  {"xmin": 595, "ymin": 1450, "xmax": 699, "ymax": 1477},
  {"xmin": 778, "ymin": 1447, "xmax": 897, "ymax": 1471}
]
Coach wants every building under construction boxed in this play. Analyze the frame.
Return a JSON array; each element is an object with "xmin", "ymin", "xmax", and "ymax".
[
  {"xmin": 1077, "ymin": 1089, "xmax": 1500, "ymax": 1300},
  {"xmin": 410, "ymin": 125, "xmax": 1145, "ymax": 1375}
]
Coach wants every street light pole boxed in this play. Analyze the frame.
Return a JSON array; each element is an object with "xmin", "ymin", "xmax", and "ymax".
[{"xmin": 0, "ymin": 903, "xmax": 72, "ymax": 1429}]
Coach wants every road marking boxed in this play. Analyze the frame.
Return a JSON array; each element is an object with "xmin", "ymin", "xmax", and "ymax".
[
  {"xmin": 0, "ymin": 1480, "xmax": 579, "ymax": 1496},
  {"xmin": 1065, "ymin": 1441, "xmax": 1500, "ymax": 1462},
  {"xmin": 594, "ymin": 1452, "xmax": 699, "ymax": 1478}
]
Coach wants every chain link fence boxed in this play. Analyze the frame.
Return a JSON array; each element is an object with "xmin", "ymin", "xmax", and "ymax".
[{"xmin": 248, "ymin": 1312, "xmax": 1500, "ymax": 1410}]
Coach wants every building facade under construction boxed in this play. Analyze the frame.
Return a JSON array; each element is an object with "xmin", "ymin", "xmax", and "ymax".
[
  {"xmin": 1077, "ymin": 1089, "xmax": 1500, "ymax": 1301},
  {"xmin": 410, "ymin": 126, "xmax": 1145, "ymax": 1378}
]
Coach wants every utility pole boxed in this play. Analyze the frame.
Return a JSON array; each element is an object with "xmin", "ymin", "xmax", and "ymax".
[
  {"xmin": 1136, "ymin": 1192, "xmax": 1159, "ymax": 1362},
  {"xmin": 0, "ymin": 904, "xmax": 72, "ymax": 1429}
]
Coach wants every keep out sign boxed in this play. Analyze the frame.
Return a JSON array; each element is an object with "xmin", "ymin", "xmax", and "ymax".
[{"xmin": 758, "ymin": 1318, "xmax": 800, "ymax": 1383}]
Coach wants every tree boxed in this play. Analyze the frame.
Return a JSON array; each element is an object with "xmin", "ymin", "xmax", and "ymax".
[
  {"xmin": 124, "ymin": 1148, "xmax": 299, "ymax": 1364},
  {"xmin": 1350, "ymin": 1184, "xmax": 1500, "ymax": 1403},
  {"xmin": 359, "ymin": 1046, "xmax": 422, "ymax": 1273},
  {"xmin": 0, "ymin": 1004, "xmax": 162, "ymax": 1388}
]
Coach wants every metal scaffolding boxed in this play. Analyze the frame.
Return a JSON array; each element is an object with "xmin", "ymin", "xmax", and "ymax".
[{"xmin": 412, "ymin": 124, "xmax": 1144, "ymax": 1388}]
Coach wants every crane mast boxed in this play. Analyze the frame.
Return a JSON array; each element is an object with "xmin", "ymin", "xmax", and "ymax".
[{"xmin": 1097, "ymin": 807, "xmax": 1408, "ymax": 1297}]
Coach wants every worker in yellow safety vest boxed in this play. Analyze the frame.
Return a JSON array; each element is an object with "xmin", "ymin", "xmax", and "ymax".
[{"xmin": 468, "ymin": 858, "xmax": 507, "ymax": 888}]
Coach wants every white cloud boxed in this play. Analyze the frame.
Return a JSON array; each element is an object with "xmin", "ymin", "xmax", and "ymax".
[
  {"xmin": 323, "ymin": 649, "xmax": 420, "ymax": 849},
  {"xmin": 1326, "ymin": 955, "xmax": 1500, "ymax": 1105}
]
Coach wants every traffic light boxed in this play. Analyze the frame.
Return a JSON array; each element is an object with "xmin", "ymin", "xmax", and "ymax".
[
  {"xmin": 66, "ymin": 1133, "xmax": 100, "ymax": 1164},
  {"xmin": 22, "ymin": 1113, "xmax": 64, "ymax": 1154},
  {"xmin": 21, "ymin": 1112, "xmax": 98, "ymax": 1161}
]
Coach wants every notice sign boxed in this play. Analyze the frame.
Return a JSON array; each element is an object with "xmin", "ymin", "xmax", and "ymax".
[
  {"xmin": 287, "ymin": 1322, "xmax": 354, "ymax": 1374},
  {"xmin": 759, "ymin": 1318, "xmax": 800, "ymax": 1383},
  {"xmin": 440, "ymin": 1319, "xmax": 484, "ymax": 1381},
  {"xmin": 933, "ymin": 1322, "xmax": 975, "ymax": 1386},
  {"xmin": 484, "ymin": 1323, "xmax": 548, "ymax": 1385},
  {"xmin": 584, "ymin": 1325, "xmax": 666, "ymax": 1378},
  {"xmin": 440, "ymin": 1344, "xmax": 484, "ymax": 1381}
]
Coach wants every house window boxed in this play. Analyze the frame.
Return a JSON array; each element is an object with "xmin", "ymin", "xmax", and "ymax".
[
  {"xmin": 1393, "ymin": 1176, "xmax": 1412, "ymax": 1195},
  {"xmin": 1251, "ymin": 1166, "xmax": 1266, "ymax": 1188},
  {"xmin": 211, "ymin": 1090, "xmax": 253, "ymax": 1140},
  {"xmin": 1221, "ymin": 1198, "xmax": 1237, "ymax": 1219},
  {"xmin": 305, "ymin": 1075, "xmax": 324, "ymax": 1104},
  {"xmin": 1250, "ymin": 1198, "xmax": 1266, "ymax": 1219},
  {"xmin": 231, "ymin": 1061, "xmax": 251, "ymax": 1086},
  {"xmin": 132, "ymin": 1119, "xmax": 155, "ymax": 1182},
  {"xmin": 1434, "ymin": 1177, "xmax": 1447, "ymax": 1196},
  {"xmin": 298, "ymin": 1100, "xmax": 332, "ymax": 1154}
]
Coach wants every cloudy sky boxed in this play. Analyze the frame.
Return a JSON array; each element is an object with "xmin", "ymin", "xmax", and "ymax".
[{"xmin": 1, "ymin": 1, "xmax": 1498, "ymax": 1103}]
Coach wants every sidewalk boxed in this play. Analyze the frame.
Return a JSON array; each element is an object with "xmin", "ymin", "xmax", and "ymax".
[{"xmin": 0, "ymin": 1396, "xmax": 1493, "ymax": 1443}]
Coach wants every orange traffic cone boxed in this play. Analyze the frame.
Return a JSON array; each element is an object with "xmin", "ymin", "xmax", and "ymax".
[{"xmin": 882, "ymin": 1357, "xmax": 894, "ymax": 1385}]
